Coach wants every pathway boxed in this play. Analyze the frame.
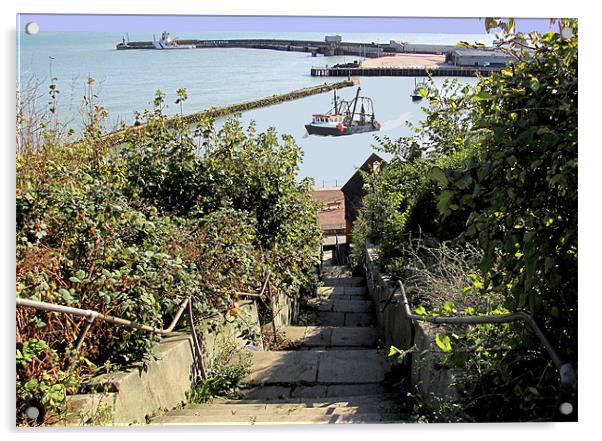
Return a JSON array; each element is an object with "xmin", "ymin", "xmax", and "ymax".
[{"xmin": 152, "ymin": 263, "xmax": 409, "ymax": 424}]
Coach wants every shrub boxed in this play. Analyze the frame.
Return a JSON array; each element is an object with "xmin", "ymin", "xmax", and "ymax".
[
  {"xmin": 16, "ymin": 87, "xmax": 321, "ymax": 424},
  {"xmin": 353, "ymin": 19, "xmax": 577, "ymax": 422}
]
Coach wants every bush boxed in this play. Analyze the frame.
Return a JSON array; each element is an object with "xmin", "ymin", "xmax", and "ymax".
[
  {"xmin": 16, "ymin": 87, "xmax": 321, "ymax": 424},
  {"xmin": 353, "ymin": 19, "xmax": 577, "ymax": 422}
]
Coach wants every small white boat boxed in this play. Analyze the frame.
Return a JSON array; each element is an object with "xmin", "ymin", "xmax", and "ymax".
[
  {"xmin": 411, "ymin": 78, "xmax": 429, "ymax": 101},
  {"xmin": 153, "ymin": 31, "xmax": 196, "ymax": 49}
]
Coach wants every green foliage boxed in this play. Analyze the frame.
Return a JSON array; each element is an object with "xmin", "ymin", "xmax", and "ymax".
[
  {"xmin": 16, "ymin": 339, "xmax": 79, "ymax": 426},
  {"xmin": 353, "ymin": 19, "xmax": 577, "ymax": 422},
  {"xmin": 187, "ymin": 342, "xmax": 251, "ymax": 403},
  {"xmin": 434, "ymin": 22, "xmax": 578, "ymax": 355},
  {"xmin": 16, "ymin": 84, "xmax": 321, "ymax": 424},
  {"xmin": 435, "ymin": 333, "xmax": 452, "ymax": 352}
]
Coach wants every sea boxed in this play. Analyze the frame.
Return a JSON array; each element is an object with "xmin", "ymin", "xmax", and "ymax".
[{"xmin": 17, "ymin": 31, "xmax": 493, "ymax": 185}]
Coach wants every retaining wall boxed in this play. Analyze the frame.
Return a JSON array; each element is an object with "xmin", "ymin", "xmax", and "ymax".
[
  {"xmin": 66, "ymin": 300, "xmax": 265, "ymax": 425},
  {"xmin": 364, "ymin": 242, "xmax": 458, "ymax": 406}
]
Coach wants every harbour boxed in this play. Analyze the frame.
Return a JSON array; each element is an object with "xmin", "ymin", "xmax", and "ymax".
[
  {"xmin": 19, "ymin": 31, "xmax": 487, "ymax": 184},
  {"xmin": 117, "ymin": 34, "xmax": 510, "ymax": 77}
]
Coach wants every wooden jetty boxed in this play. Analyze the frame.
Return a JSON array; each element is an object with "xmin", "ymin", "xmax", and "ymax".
[{"xmin": 310, "ymin": 65, "xmax": 503, "ymax": 78}]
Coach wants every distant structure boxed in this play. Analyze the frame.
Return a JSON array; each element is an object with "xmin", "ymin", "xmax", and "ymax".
[
  {"xmin": 325, "ymin": 35, "xmax": 343, "ymax": 44},
  {"xmin": 311, "ymin": 188, "xmax": 347, "ymax": 264},
  {"xmin": 389, "ymin": 40, "xmax": 461, "ymax": 54},
  {"xmin": 447, "ymin": 48, "xmax": 513, "ymax": 67},
  {"xmin": 341, "ymin": 153, "xmax": 386, "ymax": 244}
]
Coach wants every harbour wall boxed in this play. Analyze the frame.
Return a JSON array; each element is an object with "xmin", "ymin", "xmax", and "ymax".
[{"xmin": 117, "ymin": 38, "xmax": 392, "ymax": 58}]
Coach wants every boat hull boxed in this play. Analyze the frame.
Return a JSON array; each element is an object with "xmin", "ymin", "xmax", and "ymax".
[{"xmin": 305, "ymin": 123, "xmax": 380, "ymax": 136}]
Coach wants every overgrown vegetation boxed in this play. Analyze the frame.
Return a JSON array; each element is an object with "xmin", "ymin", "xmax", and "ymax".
[
  {"xmin": 354, "ymin": 19, "xmax": 577, "ymax": 421},
  {"xmin": 16, "ymin": 80, "xmax": 321, "ymax": 425},
  {"xmin": 187, "ymin": 342, "xmax": 251, "ymax": 403}
]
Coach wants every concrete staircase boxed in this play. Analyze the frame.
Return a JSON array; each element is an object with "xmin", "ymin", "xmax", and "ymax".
[{"xmin": 152, "ymin": 265, "xmax": 408, "ymax": 425}]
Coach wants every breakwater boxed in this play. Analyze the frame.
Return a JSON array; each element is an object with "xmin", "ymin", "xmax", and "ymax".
[
  {"xmin": 98, "ymin": 79, "xmax": 359, "ymax": 147},
  {"xmin": 117, "ymin": 38, "xmax": 391, "ymax": 58},
  {"xmin": 311, "ymin": 65, "xmax": 503, "ymax": 77}
]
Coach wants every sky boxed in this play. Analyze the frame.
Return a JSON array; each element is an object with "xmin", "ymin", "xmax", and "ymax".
[{"xmin": 16, "ymin": 14, "xmax": 555, "ymax": 34}]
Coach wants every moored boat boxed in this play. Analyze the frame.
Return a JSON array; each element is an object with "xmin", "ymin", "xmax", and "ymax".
[
  {"xmin": 153, "ymin": 31, "xmax": 196, "ymax": 49},
  {"xmin": 305, "ymin": 88, "xmax": 381, "ymax": 136},
  {"xmin": 411, "ymin": 77, "xmax": 428, "ymax": 101}
]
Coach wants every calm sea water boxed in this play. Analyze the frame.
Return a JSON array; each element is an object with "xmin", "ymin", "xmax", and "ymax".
[{"xmin": 18, "ymin": 31, "xmax": 489, "ymax": 184}]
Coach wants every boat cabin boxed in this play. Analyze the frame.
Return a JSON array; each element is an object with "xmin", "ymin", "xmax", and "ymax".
[{"xmin": 311, "ymin": 114, "xmax": 344, "ymax": 124}]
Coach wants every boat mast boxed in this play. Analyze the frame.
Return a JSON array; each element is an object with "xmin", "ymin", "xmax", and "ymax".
[
  {"xmin": 333, "ymin": 90, "xmax": 338, "ymax": 114},
  {"xmin": 349, "ymin": 87, "xmax": 361, "ymax": 124}
]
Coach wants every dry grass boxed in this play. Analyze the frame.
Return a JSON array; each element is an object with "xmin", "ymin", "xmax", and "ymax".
[{"xmin": 389, "ymin": 238, "xmax": 501, "ymax": 314}]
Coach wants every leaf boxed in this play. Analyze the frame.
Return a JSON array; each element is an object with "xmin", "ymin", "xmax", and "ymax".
[
  {"xmin": 415, "ymin": 305, "xmax": 427, "ymax": 315},
  {"xmin": 475, "ymin": 90, "xmax": 495, "ymax": 101},
  {"xmin": 58, "ymin": 288, "xmax": 74, "ymax": 304},
  {"xmin": 429, "ymin": 167, "xmax": 449, "ymax": 186},
  {"xmin": 435, "ymin": 333, "xmax": 452, "ymax": 352},
  {"xmin": 388, "ymin": 346, "xmax": 400, "ymax": 357},
  {"xmin": 443, "ymin": 301, "xmax": 454, "ymax": 314},
  {"xmin": 437, "ymin": 190, "xmax": 455, "ymax": 214}
]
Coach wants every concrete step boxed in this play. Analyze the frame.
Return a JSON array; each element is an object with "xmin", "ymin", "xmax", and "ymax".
[
  {"xmin": 323, "ymin": 277, "xmax": 365, "ymax": 287},
  {"xmin": 321, "ymin": 265, "xmax": 353, "ymax": 278},
  {"xmin": 217, "ymin": 392, "xmax": 403, "ymax": 405},
  {"xmin": 239, "ymin": 383, "xmax": 389, "ymax": 400},
  {"xmin": 244, "ymin": 350, "xmax": 390, "ymax": 386},
  {"xmin": 283, "ymin": 326, "xmax": 378, "ymax": 348},
  {"xmin": 151, "ymin": 412, "xmax": 406, "ymax": 425},
  {"xmin": 307, "ymin": 298, "xmax": 374, "ymax": 313},
  {"xmin": 168, "ymin": 402, "xmax": 405, "ymax": 417},
  {"xmin": 318, "ymin": 286, "xmax": 368, "ymax": 298},
  {"xmin": 304, "ymin": 311, "xmax": 375, "ymax": 327}
]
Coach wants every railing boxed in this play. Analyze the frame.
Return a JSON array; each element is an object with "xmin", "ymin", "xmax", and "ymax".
[
  {"xmin": 16, "ymin": 273, "xmax": 273, "ymax": 379},
  {"xmin": 363, "ymin": 251, "xmax": 577, "ymax": 413}
]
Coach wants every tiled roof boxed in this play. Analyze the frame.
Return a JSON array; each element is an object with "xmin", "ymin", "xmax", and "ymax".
[{"xmin": 311, "ymin": 188, "xmax": 346, "ymax": 230}]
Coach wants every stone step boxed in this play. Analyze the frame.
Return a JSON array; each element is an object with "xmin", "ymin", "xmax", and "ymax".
[
  {"xmin": 321, "ymin": 265, "xmax": 353, "ymax": 278},
  {"xmin": 239, "ymin": 384, "xmax": 389, "ymax": 400},
  {"xmin": 318, "ymin": 286, "xmax": 368, "ymax": 298},
  {"xmin": 168, "ymin": 402, "xmax": 405, "ymax": 417},
  {"xmin": 244, "ymin": 350, "xmax": 390, "ymax": 386},
  {"xmin": 323, "ymin": 277, "xmax": 365, "ymax": 287},
  {"xmin": 307, "ymin": 298, "xmax": 374, "ymax": 313},
  {"xmin": 151, "ymin": 412, "xmax": 406, "ymax": 425},
  {"xmin": 304, "ymin": 311, "xmax": 374, "ymax": 327},
  {"xmin": 283, "ymin": 326, "xmax": 378, "ymax": 348},
  {"xmin": 217, "ymin": 392, "xmax": 402, "ymax": 405}
]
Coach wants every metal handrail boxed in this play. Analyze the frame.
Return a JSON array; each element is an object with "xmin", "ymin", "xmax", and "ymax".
[
  {"xmin": 16, "ymin": 273, "xmax": 273, "ymax": 376},
  {"xmin": 16, "ymin": 296, "xmax": 189, "ymax": 336},
  {"xmin": 364, "ymin": 260, "xmax": 576, "ymax": 388}
]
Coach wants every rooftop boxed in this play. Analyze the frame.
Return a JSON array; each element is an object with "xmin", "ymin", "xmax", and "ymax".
[
  {"xmin": 452, "ymin": 48, "xmax": 512, "ymax": 58},
  {"xmin": 311, "ymin": 188, "xmax": 346, "ymax": 230}
]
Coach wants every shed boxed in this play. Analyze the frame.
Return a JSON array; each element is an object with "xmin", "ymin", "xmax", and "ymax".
[{"xmin": 449, "ymin": 48, "xmax": 513, "ymax": 67}]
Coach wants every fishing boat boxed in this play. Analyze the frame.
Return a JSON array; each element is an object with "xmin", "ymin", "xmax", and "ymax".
[
  {"xmin": 411, "ymin": 78, "xmax": 428, "ymax": 101},
  {"xmin": 153, "ymin": 31, "xmax": 196, "ymax": 49},
  {"xmin": 305, "ymin": 88, "xmax": 381, "ymax": 136}
]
